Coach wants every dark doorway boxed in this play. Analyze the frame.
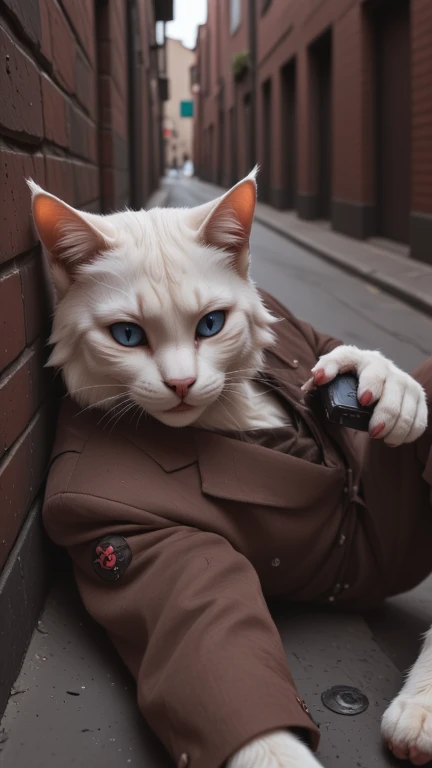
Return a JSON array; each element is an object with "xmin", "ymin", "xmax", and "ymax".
[
  {"xmin": 310, "ymin": 30, "xmax": 332, "ymax": 219},
  {"xmin": 126, "ymin": 0, "xmax": 143, "ymax": 209},
  {"xmin": 208, "ymin": 124, "xmax": 214, "ymax": 181},
  {"xmin": 229, "ymin": 106, "xmax": 237, "ymax": 186},
  {"xmin": 261, "ymin": 78, "xmax": 272, "ymax": 203},
  {"xmin": 280, "ymin": 58, "xmax": 296, "ymax": 209},
  {"xmin": 243, "ymin": 93, "xmax": 252, "ymax": 176},
  {"xmin": 307, "ymin": 29, "xmax": 332, "ymax": 219},
  {"xmin": 376, "ymin": 0, "xmax": 410, "ymax": 243},
  {"xmin": 217, "ymin": 108, "xmax": 225, "ymax": 186}
]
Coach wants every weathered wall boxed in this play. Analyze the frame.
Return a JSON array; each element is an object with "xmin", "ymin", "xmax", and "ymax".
[
  {"xmin": 195, "ymin": 0, "xmax": 432, "ymax": 262},
  {"xmin": 0, "ymin": 0, "xmax": 163, "ymax": 714}
]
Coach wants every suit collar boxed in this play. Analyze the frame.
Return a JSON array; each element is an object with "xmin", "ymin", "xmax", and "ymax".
[
  {"xmin": 125, "ymin": 352, "xmax": 345, "ymax": 509},
  {"xmin": 126, "ymin": 419, "xmax": 197, "ymax": 472}
]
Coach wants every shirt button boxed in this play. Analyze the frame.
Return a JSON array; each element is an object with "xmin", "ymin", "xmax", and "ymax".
[
  {"xmin": 293, "ymin": 359, "xmax": 299, "ymax": 368},
  {"xmin": 339, "ymin": 534, "xmax": 346, "ymax": 546},
  {"xmin": 328, "ymin": 595, "xmax": 335, "ymax": 603},
  {"xmin": 343, "ymin": 583, "xmax": 350, "ymax": 590},
  {"xmin": 271, "ymin": 558, "xmax": 281, "ymax": 567},
  {"xmin": 178, "ymin": 754, "xmax": 189, "ymax": 768}
]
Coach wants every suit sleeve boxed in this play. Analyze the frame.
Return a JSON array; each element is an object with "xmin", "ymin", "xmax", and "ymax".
[{"xmin": 43, "ymin": 484, "xmax": 320, "ymax": 768}]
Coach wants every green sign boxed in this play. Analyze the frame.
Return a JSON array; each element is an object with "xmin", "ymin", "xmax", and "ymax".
[{"xmin": 180, "ymin": 100, "xmax": 194, "ymax": 118}]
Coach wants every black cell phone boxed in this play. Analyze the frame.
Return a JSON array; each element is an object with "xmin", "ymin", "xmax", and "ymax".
[{"xmin": 318, "ymin": 373, "xmax": 374, "ymax": 432}]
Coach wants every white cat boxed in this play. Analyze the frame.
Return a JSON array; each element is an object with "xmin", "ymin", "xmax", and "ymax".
[{"xmin": 28, "ymin": 171, "xmax": 428, "ymax": 767}]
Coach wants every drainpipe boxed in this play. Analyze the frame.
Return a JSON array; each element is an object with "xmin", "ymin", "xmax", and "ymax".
[{"xmin": 248, "ymin": 0, "xmax": 257, "ymax": 170}]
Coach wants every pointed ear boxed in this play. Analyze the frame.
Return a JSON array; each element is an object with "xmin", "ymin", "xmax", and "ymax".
[
  {"xmin": 28, "ymin": 181, "xmax": 116, "ymax": 289},
  {"xmin": 196, "ymin": 168, "xmax": 257, "ymax": 277}
]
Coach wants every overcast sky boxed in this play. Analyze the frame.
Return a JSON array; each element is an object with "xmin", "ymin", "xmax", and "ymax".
[{"xmin": 166, "ymin": 0, "xmax": 208, "ymax": 49}]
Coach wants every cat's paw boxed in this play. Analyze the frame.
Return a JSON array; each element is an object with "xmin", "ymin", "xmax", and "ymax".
[
  {"xmin": 226, "ymin": 729, "xmax": 323, "ymax": 768},
  {"xmin": 382, "ymin": 695, "xmax": 432, "ymax": 765},
  {"xmin": 303, "ymin": 345, "xmax": 427, "ymax": 446}
]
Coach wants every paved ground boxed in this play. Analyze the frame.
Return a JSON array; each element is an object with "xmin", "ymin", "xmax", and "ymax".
[{"xmin": 3, "ymin": 177, "xmax": 432, "ymax": 768}]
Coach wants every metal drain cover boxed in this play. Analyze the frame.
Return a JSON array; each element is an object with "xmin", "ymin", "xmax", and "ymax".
[{"xmin": 321, "ymin": 685, "xmax": 369, "ymax": 716}]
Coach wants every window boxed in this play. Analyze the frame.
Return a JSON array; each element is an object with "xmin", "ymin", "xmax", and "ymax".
[{"xmin": 230, "ymin": 0, "xmax": 241, "ymax": 34}]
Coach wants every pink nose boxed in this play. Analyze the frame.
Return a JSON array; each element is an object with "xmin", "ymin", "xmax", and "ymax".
[{"xmin": 165, "ymin": 378, "xmax": 196, "ymax": 399}]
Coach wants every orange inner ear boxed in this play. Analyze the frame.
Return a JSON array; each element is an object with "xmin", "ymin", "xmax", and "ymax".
[
  {"xmin": 226, "ymin": 180, "xmax": 256, "ymax": 237},
  {"xmin": 33, "ymin": 195, "xmax": 76, "ymax": 253},
  {"xmin": 33, "ymin": 195, "xmax": 83, "ymax": 256}
]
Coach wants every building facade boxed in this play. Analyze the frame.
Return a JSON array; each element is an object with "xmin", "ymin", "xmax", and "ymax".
[
  {"xmin": 194, "ymin": 0, "xmax": 432, "ymax": 264},
  {"xmin": 164, "ymin": 37, "xmax": 195, "ymax": 169},
  {"xmin": 0, "ymin": 0, "xmax": 172, "ymax": 716}
]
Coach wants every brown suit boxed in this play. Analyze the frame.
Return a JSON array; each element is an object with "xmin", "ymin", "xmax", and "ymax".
[{"xmin": 43, "ymin": 292, "xmax": 432, "ymax": 768}]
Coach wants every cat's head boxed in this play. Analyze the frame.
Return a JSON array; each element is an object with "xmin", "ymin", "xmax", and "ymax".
[{"xmin": 29, "ymin": 172, "xmax": 276, "ymax": 428}]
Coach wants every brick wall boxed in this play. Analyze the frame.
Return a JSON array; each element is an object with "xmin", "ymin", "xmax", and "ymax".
[
  {"xmin": 0, "ymin": 0, "xmax": 161, "ymax": 588},
  {"xmin": 412, "ymin": 0, "xmax": 432, "ymax": 215},
  {"xmin": 195, "ymin": 0, "xmax": 432, "ymax": 261}
]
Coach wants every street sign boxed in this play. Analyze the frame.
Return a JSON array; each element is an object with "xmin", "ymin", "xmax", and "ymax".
[{"xmin": 180, "ymin": 100, "xmax": 194, "ymax": 118}]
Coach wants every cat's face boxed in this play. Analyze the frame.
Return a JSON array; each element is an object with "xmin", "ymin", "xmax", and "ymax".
[{"xmin": 29, "ymin": 173, "xmax": 275, "ymax": 428}]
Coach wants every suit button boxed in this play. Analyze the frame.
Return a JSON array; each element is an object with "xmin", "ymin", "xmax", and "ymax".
[
  {"xmin": 178, "ymin": 754, "xmax": 189, "ymax": 768},
  {"xmin": 271, "ymin": 558, "xmax": 281, "ymax": 567}
]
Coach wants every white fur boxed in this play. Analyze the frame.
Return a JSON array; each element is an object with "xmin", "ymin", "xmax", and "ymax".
[
  {"xmin": 303, "ymin": 345, "xmax": 428, "ymax": 445},
  {"xmin": 29, "ymin": 173, "xmax": 428, "ymax": 438},
  {"xmin": 29, "ymin": 173, "xmax": 287, "ymax": 431},
  {"xmin": 382, "ymin": 626, "xmax": 432, "ymax": 765},
  {"xmin": 227, "ymin": 730, "xmax": 323, "ymax": 768}
]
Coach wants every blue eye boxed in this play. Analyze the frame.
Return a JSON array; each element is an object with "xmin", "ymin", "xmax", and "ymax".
[
  {"xmin": 109, "ymin": 322, "xmax": 147, "ymax": 347},
  {"xmin": 196, "ymin": 310, "xmax": 226, "ymax": 338}
]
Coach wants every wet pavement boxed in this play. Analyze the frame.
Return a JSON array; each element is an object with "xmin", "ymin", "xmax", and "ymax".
[{"xmin": 2, "ymin": 177, "xmax": 432, "ymax": 768}]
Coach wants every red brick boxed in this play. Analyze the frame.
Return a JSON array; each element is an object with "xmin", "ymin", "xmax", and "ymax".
[
  {"xmin": 39, "ymin": 0, "xmax": 52, "ymax": 62},
  {"xmin": 51, "ymin": 0, "xmax": 76, "ymax": 94},
  {"xmin": 412, "ymin": 0, "xmax": 432, "ymax": 213},
  {"xmin": 1, "ymin": 0, "xmax": 42, "ymax": 48},
  {"xmin": 74, "ymin": 162, "xmax": 99, "ymax": 207},
  {"xmin": 68, "ymin": 103, "xmax": 97, "ymax": 162},
  {"xmin": 0, "ymin": 270, "xmax": 25, "ymax": 371},
  {"xmin": 20, "ymin": 254, "xmax": 54, "ymax": 344},
  {"xmin": 60, "ymin": 0, "xmax": 96, "ymax": 65},
  {"xmin": 41, "ymin": 74, "xmax": 69, "ymax": 148},
  {"xmin": 0, "ymin": 343, "xmax": 47, "ymax": 458},
  {"xmin": 0, "ymin": 148, "xmax": 45, "ymax": 264},
  {"xmin": 0, "ymin": 26, "xmax": 43, "ymax": 142},
  {"xmin": 0, "ymin": 406, "xmax": 53, "ymax": 570},
  {"xmin": 45, "ymin": 155, "xmax": 75, "ymax": 204},
  {"xmin": 76, "ymin": 46, "xmax": 97, "ymax": 118}
]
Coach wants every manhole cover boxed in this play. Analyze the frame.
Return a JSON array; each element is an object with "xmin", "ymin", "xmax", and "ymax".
[{"xmin": 321, "ymin": 685, "xmax": 369, "ymax": 716}]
